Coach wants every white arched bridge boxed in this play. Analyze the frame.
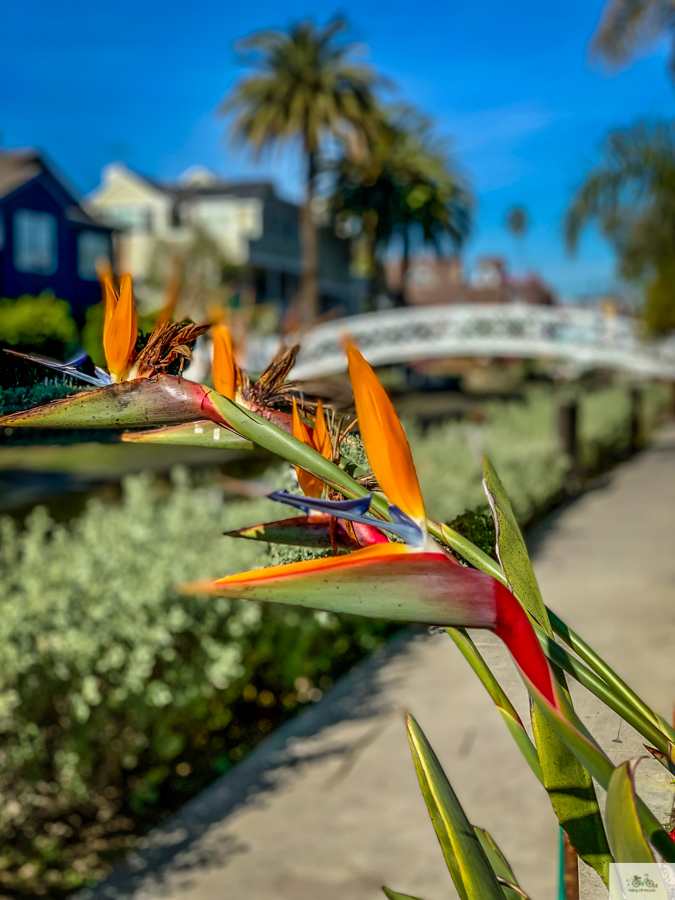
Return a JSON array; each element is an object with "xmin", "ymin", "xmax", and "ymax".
[{"xmin": 243, "ymin": 304, "xmax": 675, "ymax": 381}]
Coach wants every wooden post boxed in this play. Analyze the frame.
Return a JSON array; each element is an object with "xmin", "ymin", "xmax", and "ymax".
[
  {"xmin": 558, "ymin": 401, "xmax": 580, "ymax": 490},
  {"xmin": 562, "ymin": 830, "xmax": 580, "ymax": 900}
]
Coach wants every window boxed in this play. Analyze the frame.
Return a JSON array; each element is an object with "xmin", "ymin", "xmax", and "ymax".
[
  {"xmin": 105, "ymin": 206, "xmax": 148, "ymax": 233},
  {"xmin": 78, "ymin": 230, "xmax": 111, "ymax": 281},
  {"xmin": 14, "ymin": 210, "xmax": 57, "ymax": 274}
]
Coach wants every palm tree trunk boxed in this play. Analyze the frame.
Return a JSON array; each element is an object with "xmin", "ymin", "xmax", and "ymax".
[
  {"xmin": 396, "ymin": 227, "xmax": 410, "ymax": 307},
  {"xmin": 299, "ymin": 151, "xmax": 319, "ymax": 324}
]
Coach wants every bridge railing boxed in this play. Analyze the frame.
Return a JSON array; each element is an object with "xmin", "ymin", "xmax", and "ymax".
[{"xmin": 242, "ymin": 304, "xmax": 675, "ymax": 380}]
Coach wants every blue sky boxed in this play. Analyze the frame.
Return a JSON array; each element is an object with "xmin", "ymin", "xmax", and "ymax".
[{"xmin": 2, "ymin": 0, "xmax": 674, "ymax": 296}]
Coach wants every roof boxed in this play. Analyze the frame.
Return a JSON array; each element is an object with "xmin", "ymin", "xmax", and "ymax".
[
  {"xmin": 0, "ymin": 150, "xmax": 43, "ymax": 200},
  {"xmin": 166, "ymin": 181, "xmax": 276, "ymax": 202},
  {"xmin": 0, "ymin": 149, "xmax": 112, "ymax": 229},
  {"xmin": 124, "ymin": 166, "xmax": 277, "ymax": 202}
]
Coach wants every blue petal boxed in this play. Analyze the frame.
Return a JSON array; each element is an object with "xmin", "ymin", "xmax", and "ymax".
[
  {"xmin": 268, "ymin": 490, "xmax": 425, "ymax": 546},
  {"xmin": 387, "ymin": 505, "xmax": 426, "ymax": 545},
  {"xmin": 268, "ymin": 491, "xmax": 373, "ymax": 517},
  {"xmin": 4, "ymin": 349, "xmax": 110, "ymax": 387}
]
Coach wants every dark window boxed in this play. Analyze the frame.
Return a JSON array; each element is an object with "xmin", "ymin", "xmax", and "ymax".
[
  {"xmin": 78, "ymin": 230, "xmax": 111, "ymax": 281},
  {"xmin": 14, "ymin": 210, "xmax": 57, "ymax": 274},
  {"xmin": 171, "ymin": 203, "xmax": 182, "ymax": 228}
]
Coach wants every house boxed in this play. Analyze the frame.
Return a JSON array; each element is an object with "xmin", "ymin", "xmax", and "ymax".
[
  {"xmin": 0, "ymin": 149, "xmax": 114, "ymax": 320},
  {"xmin": 87, "ymin": 163, "xmax": 358, "ymax": 314},
  {"xmin": 386, "ymin": 255, "xmax": 556, "ymax": 307}
]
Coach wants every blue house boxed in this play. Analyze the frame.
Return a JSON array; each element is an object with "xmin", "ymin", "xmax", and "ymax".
[{"xmin": 0, "ymin": 150, "xmax": 113, "ymax": 321}]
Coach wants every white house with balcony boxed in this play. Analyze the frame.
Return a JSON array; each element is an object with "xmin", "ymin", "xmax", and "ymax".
[{"xmin": 86, "ymin": 163, "xmax": 358, "ymax": 313}]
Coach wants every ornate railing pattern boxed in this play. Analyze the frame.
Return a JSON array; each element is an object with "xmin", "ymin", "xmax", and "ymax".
[{"xmin": 243, "ymin": 304, "xmax": 675, "ymax": 380}]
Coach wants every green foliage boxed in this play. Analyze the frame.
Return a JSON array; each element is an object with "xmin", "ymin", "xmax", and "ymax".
[
  {"xmin": 0, "ymin": 294, "xmax": 80, "ymax": 389},
  {"xmin": 644, "ymin": 260, "xmax": 675, "ymax": 334},
  {"xmin": 0, "ymin": 468, "xmax": 398, "ymax": 894},
  {"xmin": 446, "ymin": 508, "xmax": 496, "ymax": 560},
  {"xmin": 222, "ymin": 17, "xmax": 379, "ymax": 156},
  {"xmin": 81, "ymin": 301, "xmax": 106, "ymax": 368},
  {"xmin": 332, "ymin": 105, "xmax": 472, "ymax": 299},
  {"xmin": 0, "ymin": 382, "xmax": 80, "ymax": 415},
  {"xmin": 590, "ymin": 0, "xmax": 675, "ymax": 76},
  {"xmin": 0, "ymin": 294, "xmax": 78, "ymax": 349},
  {"xmin": 564, "ymin": 122, "xmax": 675, "ymax": 333}
]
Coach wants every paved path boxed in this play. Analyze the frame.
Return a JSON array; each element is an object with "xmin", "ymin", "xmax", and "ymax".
[{"xmin": 81, "ymin": 426, "xmax": 675, "ymax": 900}]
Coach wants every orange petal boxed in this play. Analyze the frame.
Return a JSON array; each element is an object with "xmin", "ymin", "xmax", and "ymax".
[
  {"xmin": 212, "ymin": 324, "xmax": 237, "ymax": 400},
  {"xmin": 347, "ymin": 346, "xmax": 425, "ymax": 520},
  {"xmin": 220, "ymin": 541, "xmax": 407, "ymax": 584},
  {"xmin": 104, "ymin": 274, "xmax": 137, "ymax": 381},
  {"xmin": 292, "ymin": 399, "xmax": 325, "ymax": 498},
  {"xmin": 313, "ymin": 399, "xmax": 332, "ymax": 459},
  {"xmin": 100, "ymin": 270, "xmax": 118, "ymax": 347}
]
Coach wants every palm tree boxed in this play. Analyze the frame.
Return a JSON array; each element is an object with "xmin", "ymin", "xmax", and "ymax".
[
  {"xmin": 565, "ymin": 121, "xmax": 675, "ymax": 333},
  {"xmin": 332, "ymin": 106, "xmax": 472, "ymax": 305},
  {"xmin": 591, "ymin": 0, "xmax": 675, "ymax": 77},
  {"xmin": 505, "ymin": 206, "xmax": 530, "ymax": 272},
  {"xmin": 222, "ymin": 18, "xmax": 380, "ymax": 323}
]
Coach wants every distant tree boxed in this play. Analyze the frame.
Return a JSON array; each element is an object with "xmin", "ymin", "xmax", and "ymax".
[
  {"xmin": 222, "ymin": 17, "xmax": 380, "ymax": 323},
  {"xmin": 506, "ymin": 206, "xmax": 529, "ymax": 238},
  {"xmin": 591, "ymin": 0, "xmax": 675, "ymax": 78},
  {"xmin": 565, "ymin": 121, "xmax": 675, "ymax": 333},
  {"xmin": 332, "ymin": 106, "xmax": 472, "ymax": 305},
  {"xmin": 505, "ymin": 206, "xmax": 530, "ymax": 272}
]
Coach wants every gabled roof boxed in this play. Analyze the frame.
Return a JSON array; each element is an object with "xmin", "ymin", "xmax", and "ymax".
[
  {"xmin": 0, "ymin": 148, "xmax": 111, "ymax": 229},
  {"xmin": 0, "ymin": 150, "xmax": 43, "ymax": 200}
]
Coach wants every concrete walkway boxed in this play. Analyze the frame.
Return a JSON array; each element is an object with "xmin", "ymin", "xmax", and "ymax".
[{"xmin": 81, "ymin": 426, "xmax": 675, "ymax": 900}]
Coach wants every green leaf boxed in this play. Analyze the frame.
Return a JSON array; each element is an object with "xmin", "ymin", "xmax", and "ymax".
[
  {"xmin": 446, "ymin": 628, "xmax": 544, "ymax": 785},
  {"xmin": 122, "ymin": 420, "xmax": 253, "ymax": 450},
  {"xmin": 406, "ymin": 714, "xmax": 504, "ymax": 900},
  {"xmin": 482, "ymin": 457, "xmax": 551, "ymax": 635},
  {"xmin": 473, "ymin": 827, "xmax": 529, "ymax": 900},
  {"xmin": 533, "ymin": 621, "xmax": 674, "ymax": 760},
  {"xmin": 481, "ymin": 459, "xmax": 610, "ymax": 883},
  {"xmin": 547, "ymin": 608, "xmax": 675, "ymax": 745},
  {"xmin": 530, "ymin": 691, "xmax": 675, "ymax": 864},
  {"xmin": 530, "ymin": 700, "xmax": 611, "ymax": 885},
  {"xmin": 382, "ymin": 888, "xmax": 426, "ymax": 900},
  {"xmin": 0, "ymin": 375, "xmax": 209, "ymax": 429},
  {"xmin": 406, "ymin": 723, "xmax": 467, "ymax": 899},
  {"xmin": 606, "ymin": 759, "xmax": 656, "ymax": 864}
]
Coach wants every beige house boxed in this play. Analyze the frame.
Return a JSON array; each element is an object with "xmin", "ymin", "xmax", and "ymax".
[{"xmin": 86, "ymin": 163, "xmax": 357, "ymax": 312}]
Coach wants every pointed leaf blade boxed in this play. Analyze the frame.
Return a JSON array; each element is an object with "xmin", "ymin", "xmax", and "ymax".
[
  {"xmin": 531, "ymin": 700, "xmax": 612, "ymax": 885},
  {"xmin": 224, "ymin": 515, "xmax": 380, "ymax": 549},
  {"xmin": 122, "ymin": 420, "xmax": 253, "ymax": 450},
  {"xmin": 407, "ymin": 714, "xmax": 504, "ymax": 900},
  {"xmin": 606, "ymin": 759, "xmax": 656, "ymax": 864},
  {"xmin": 382, "ymin": 888, "xmax": 426, "ymax": 900},
  {"xmin": 473, "ymin": 828, "xmax": 527, "ymax": 900},
  {"xmin": 482, "ymin": 459, "xmax": 610, "ymax": 882},
  {"xmin": 482, "ymin": 457, "xmax": 551, "ymax": 635},
  {"xmin": 528, "ymin": 688, "xmax": 675, "ymax": 864},
  {"xmin": 446, "ymin": 628, "xmax": 544, "ymax": 785}
]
